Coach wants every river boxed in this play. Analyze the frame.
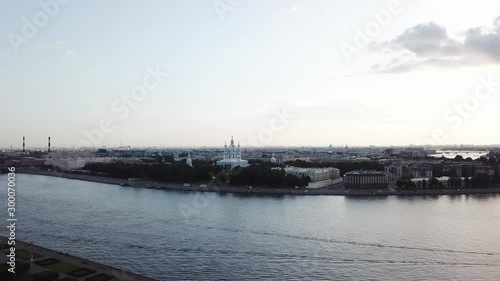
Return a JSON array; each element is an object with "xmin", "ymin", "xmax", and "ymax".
[
  {"xmin": 1, "ymin": 174, "xmax": 499, "ymax": 280},
  {"xmin": 429, "ymin": 150, "xmax": 489, "ymax": 160}
]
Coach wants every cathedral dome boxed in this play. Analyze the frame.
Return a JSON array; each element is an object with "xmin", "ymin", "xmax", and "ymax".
[
  {"xmin": 271, "ymin": 153, "xmax": 277, "ymax": 164},
  {"xmin": 216, "ymin": 137, "xmax": 249, "ymax": 170}
]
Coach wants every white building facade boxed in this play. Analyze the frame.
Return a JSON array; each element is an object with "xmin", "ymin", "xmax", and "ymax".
[
  {"xmin": 344, "ymin": 171, "xmax": 389, "ymax": 189},
  {"xmin": 282, "ymin": 166, "xmax": 341, "ymax": 189},
  {"xmin": 216, "ymin": 137, "xmax": 249, "ymax": 170}
]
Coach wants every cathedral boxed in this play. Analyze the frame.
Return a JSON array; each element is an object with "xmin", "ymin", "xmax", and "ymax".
[{"xmin": 216, "ymin": 136, "xmax": 249, "ymax": 169}]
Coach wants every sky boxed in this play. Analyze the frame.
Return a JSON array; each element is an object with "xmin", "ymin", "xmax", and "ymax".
[{"xmin": 1, "ymin": 0, "xmax": 500, "ymax": 148}]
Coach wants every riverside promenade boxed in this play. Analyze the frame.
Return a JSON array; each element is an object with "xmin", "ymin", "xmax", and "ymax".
[
  {"xmin": 0, "ymin": 236, "xmax": 158, "ymax": 281},
  {"xmin": 16, "ymin": 168, "xmax": 500, "ymax": 196}
]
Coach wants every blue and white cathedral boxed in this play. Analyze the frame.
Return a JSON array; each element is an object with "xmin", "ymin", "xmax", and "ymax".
[{"xmin": 216, "ymin": 136, "xmax": 249, "ymax": 169}]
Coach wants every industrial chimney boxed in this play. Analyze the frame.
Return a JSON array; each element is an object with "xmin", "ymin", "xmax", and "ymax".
[
  {"xmin": 23, "ymin": 136, "xmax": 25, "ymax": 153},
  {"xmin": 48, "ymin": 136, "xmax": 51, "ymax": 153}
]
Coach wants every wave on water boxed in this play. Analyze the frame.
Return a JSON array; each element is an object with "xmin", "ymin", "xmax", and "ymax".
[{"xmin": 191, "ymin": 224, "xmax": 500, "ymax": 256}]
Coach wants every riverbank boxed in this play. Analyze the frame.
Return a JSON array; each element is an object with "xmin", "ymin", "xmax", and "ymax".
[
  {"xmin": 14, "ymin": 168, "xmax": 500, "ymax": 196},
  {"xmin": 0, "ymin": 236, "xmax": 158, "ymax": 281}
]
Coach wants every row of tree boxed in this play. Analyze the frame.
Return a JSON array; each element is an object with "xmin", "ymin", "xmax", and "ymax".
[
  {"xmin": 228, "ymin": 165, "xmax": 310, "ymax": 188},
  {"xmin": 396, "ymin": 173, "xmax": 496, "ymax": 189},
  {"xmin": 451, "ymin": 155, "xmax": 498, "ymax": 167},
  {"xmin": 82, "ymin": 160, "xmax": 310, "ymax": 188},
  {"xmin": 83, "ymin": 160, "xmax": 222, "ymax": 183}
]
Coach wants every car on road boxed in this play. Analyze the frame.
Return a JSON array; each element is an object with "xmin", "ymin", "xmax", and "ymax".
[{"xmin": 183, "ymin": 183, "xmax": 191, "ymax": 187}]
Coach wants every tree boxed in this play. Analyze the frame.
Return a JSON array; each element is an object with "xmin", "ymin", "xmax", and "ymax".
[
  {"xmin": 488, "ymin": 156, "xmax": 498, "ymax": 167},
  {"xmin": 454, "ymin": 155, "xmax": 464, "ymax": 161},
  {"xmin": 429, "ymin": 177, "xmax": 439, "ymax": 188},
  {"xmin": 164, "ymin": 154, "xmax": 175, "ymax": 163},
  {"xmin": 421, "ymin": 179, "xmax": 427, "ymax": 188},
  {"xmin": 303, "ymin": 175, "xmax": 312, "ymax": 186},
  {"xmin": 447, "ymin": 177, "xmax": 462, "ymax": 188},
  {"xmin": 478, "ymin": 156, "xmax": 489, "ymax": 165},
  {"xmin": 285, "ymin": 174, "xmax": 301, "ymax": 188},
  {"xmin": 464, "ymin": 176, "xmax": 470, "ymax": 187},
  {"xmin": 471, "ymin": 173, "xmax": 491, "ymax": 187},
  {"xmin": 82, "ymin": 160, "xmax": 220, "ymax": 183},
  {"xmin": 396, "ymin": 178, "xmax": 416, "ymax": 189}
]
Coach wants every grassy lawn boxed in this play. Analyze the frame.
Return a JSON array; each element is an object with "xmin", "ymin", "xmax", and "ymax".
[
  {"xmin": 16, "ymin": 249, "xmax": 43, "ymax": 260},
  {"xmin": 45, "ymin": 261, "xmax": 83, "ymax": 273},
  {"xmin": 67, "ymin": 268, "xmax": 96, "ymax": 278},
  {"xmin": 35, "ymin": 258, "xmax": 60, "ymax": 266}
]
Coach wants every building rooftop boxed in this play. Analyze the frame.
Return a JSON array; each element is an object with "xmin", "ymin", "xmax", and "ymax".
[{"xmin": 345, "ymin": 170, "xmax": 386, "ymax": 176}]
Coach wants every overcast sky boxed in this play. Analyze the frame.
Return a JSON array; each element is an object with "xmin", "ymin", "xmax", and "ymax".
[{"xmin": 1, "ymin": 0, "xmax": 500, "ymax": 148}]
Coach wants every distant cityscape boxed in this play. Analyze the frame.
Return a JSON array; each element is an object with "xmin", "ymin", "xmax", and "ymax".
[{"xmin": 2, "ymin": 136, "xmax": 499, "ymax": 191}]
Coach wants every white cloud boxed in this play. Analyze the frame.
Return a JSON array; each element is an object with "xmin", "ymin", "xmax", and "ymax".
[{"xmin": 372, "ymin": 16, "xmax": 500, "ymax": 73}]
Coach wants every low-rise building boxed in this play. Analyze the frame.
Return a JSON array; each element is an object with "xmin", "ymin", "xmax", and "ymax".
[
  {"xmin": 443, "ymin": 164, "xmax": 462, "ymax": 177},
  {"xmin": 281, "ymin": 166, "xmax": 340, "ymax": 188},
  {"xmin": 344, "ymin": 170, "xmax": 388, "ymax": 189},
  {"xmin": 400, "ymin": 148, "xmax": 428, "ymax": 159},
  {"xmin": 45, "ymin": 157, "xmax": 115, "ymax": 171},
  {"xmin": 411, "ymin": 176, "xmax": 466, "ymax": 188},
  {"xmin": 474, "ymin": 165, "xmax": 495, "ymax": 176},
  {"xmin": 284, "ymin": 166, "xmax": 340, "ymax": 182},
  {"xmin": 385, "ymin": 164, "xmax": 402, "ymax": 183},
  {"xmin": 411, "ymin": 164, "xmax": 433, "ymax": 179}
]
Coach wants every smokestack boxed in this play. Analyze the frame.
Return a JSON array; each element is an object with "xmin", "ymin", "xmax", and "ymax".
[
  {"xmin": 48, "ymin": 136, "xmax": 51, "ymax": 153},
  {"xmin": 23, "ymin": 136, "xmax": 25, "ymax": 153}
]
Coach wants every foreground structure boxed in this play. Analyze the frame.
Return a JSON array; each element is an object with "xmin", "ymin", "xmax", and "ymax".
[
  {"xmin": 344, "ymin": 170, "xmax": 389, "ymax": 189},
  {"xmin": 283, "ymin": 166, "xmax": 341, "ymax": 188},
  {"xmin": 0, "ymin": 236, "xmax": 157, "ymax": 281}
]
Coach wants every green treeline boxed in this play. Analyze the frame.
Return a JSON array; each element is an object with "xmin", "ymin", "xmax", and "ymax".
[
  {"xmin": 82, "ymin": 161, "xmax": 311, "ymax": 188},
  {"xmin": 83, "ymin": 160, "xmax": 221, "ymax": 183},
  {"xmin": 229, "ymin": 165, "xmax": 310, "ymax": 188},
  {"xmin": 397, "ymin": 173, "xmax": 497, "ymax": 189}
]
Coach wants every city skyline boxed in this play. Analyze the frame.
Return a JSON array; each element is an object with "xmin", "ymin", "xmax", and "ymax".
[
  {"xmin": 2, "ymin": 0, "xmax": 500, "ymax": 148},
  {"xmin": 2, "ymin": 134, "xmax": 499, "ymax": 150}
]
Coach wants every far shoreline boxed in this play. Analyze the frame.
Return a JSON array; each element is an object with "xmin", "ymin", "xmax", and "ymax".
[{"xmin": 12, "ymin": 168, "xmax": 500, "ymax": 197}]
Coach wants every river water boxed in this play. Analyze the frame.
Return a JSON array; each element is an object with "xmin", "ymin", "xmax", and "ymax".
[
  {"xmin": 1, "ymin": 174, "xmax": 500, "ymax": 280},
  {"xmin": 429, "ymin": 150, "xmax": 489, "ymax": 160}
]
